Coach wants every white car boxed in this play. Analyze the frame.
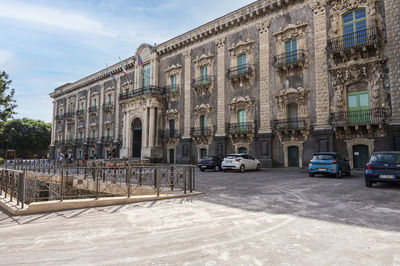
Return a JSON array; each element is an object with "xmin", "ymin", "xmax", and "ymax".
[{"xmin": 221, "ymin": 153, "xmax": 261, "ymax": 173}]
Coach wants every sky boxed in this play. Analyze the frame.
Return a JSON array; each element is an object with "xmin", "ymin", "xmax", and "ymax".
[{"xmin": 0, "ymin": 0, "xmax": 255, "ymax": 123}]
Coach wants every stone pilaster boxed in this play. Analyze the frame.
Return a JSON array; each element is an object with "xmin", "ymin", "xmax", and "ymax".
[
  {"xmin": 183, "ymin": 50, "xmax": 192, "ymax": 139},
  {"xmin": 98, "ymin": 83, "xmax": 105, "ymax": 140},
  {"xmin": 384, "ymin": 0, "xmax": 400, "ymax": 124},
  {"xmin": 311, "ymin": 0, "xmax": 330, "ymax": 129},
  {"xmin": 51, "ymin": 100, "xmax": 56, "ymax": 145},
  {"xmin": 114, "ymin": 78, "xmax": 120, "ymax": 141},
  {"xmin": 257, "ymin": 20, "xmax": 272, "ymax": 133},
  {"xmin": 149, "ymin": 107, "xmax": 155, "ymax": 147},
  {"xmin": 85, "ymin": 90, "xmax": 90, "ymax": 139},
  {"xmin": 215, "ymin": 37, "xmax": 226, "ymax": 136},
  {"xmin": 74, "ymin": 93, "xmax": 79, "ymax": 140}
]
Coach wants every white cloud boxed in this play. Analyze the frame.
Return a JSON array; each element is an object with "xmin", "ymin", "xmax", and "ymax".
[{"xmin": 0, "ymin": 1, "xmax": 117, "ymax": 37}]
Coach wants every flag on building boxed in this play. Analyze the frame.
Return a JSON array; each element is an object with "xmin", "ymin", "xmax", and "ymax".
[
  {"xmin": 137, "ymin": 55, "xmax": 144, "ymax": 67},
  {"xmin": 119, "ymin": 57, "xmax": 128, "ymax": 80},
  {"xmin": 106, "ymin": 63, "xmax": 116, "ymax": 80}
]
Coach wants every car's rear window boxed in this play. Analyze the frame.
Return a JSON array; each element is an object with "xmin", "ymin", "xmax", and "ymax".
[
  {"xmin": 312, "ymin": 154, "xmax": 335, "ymax": 160},
  {"xmin": 369, "ymin": 154, "xmax": 400, "ymax": 163},
  {"xmin": 225, "ymin": 155, "xmax": 240, "ymax": 159}
]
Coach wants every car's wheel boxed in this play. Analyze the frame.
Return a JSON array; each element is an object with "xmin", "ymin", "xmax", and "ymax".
[
  {"xmin": 240, "ymin": 165, "xmax": 245, "ymax": 173},
  {"xmin": 365, "ymin": 179, "xmax": 373, "ymax": 187},
  {"xmin": 256, "ymin": 164, "xmax": 261, "ymax": 171},
  {"xmin": 200, "ymin": 168, "xmax": 205, "ymax": 172},
  {"xmin": 215, "ymin": 165, "xmax": 220, "ymax": 172},
  {"xmin": 309, "ymin": 172, "xmax": 315, "ymax": 177},
  {"xmin": 336, "ymin": 168, "xmax": 343, "ymax": 178}
]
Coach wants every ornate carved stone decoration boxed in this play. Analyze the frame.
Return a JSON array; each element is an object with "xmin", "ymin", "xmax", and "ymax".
[
  {"xmin": 257, "ymin": 19, "xmax": 270, "ymax": 35},
  {"xmin": 164, "ymin": 64, "xmax": 182, "ymax": 101},
  {"xmin": 163, "ymin": 109, "xmax": 180, "ymax": 145},
  {"xmin": 121, "ymin": 80, "xmax": 134, "ymax": 92},
  {"xmin": 192, "ymin": 53, "xmax": 215, "ymax": 95},
  {"xmin": 275, "ymin": 87, "xmax": 310, "ymax": 120},
  {"xmin": 228, "ymin": 39, "xmax": 255, "ymax": 87},
  {"xmin": 228, "ymin": 96, "xmax": 255, "ymax": 146},
  {"xmin": 191, "ymin": 104, "xmax": 213, "ymax": 146},
  {"xmin": 310, "ymin": 0, "xmax": 328, "ymax": 14},
  {"xmin": 216, "ymin": 37, "xmax": 226, "ymax": 49},
  {"xmin": 229, "ymin": 96, "xmax": 255, "ymax": 122}
]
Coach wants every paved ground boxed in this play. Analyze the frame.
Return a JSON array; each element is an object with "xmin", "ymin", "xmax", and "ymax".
[{"xmin": 1, "ymin": 169, "xmax": 400, "ymax": 265}]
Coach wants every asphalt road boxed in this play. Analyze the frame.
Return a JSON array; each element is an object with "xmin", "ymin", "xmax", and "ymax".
[{"xmin": 1, "ymin": 169, "xmax": 400, "ymax": 265}]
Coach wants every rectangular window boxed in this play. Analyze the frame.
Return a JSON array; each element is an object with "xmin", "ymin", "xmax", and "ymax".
[
  {"xmin": 92, "ymin": 130, "xmax": 96, "ymax": 139},
  {"xmin": 143, "ymin": 64, "xmax": 151, "ymax": 88},
  {"xmin": 347, "ymin": 90, "xmax": 370, "ymax": 124},
  {"xmin": 201, "ymin": 66, "xmax": 208, "ymax": 84},
  {"xmin": 107, "ymin": 128, "xmax": 110, "ymax": 138},
  {"xmin": 343, "ymin": 9, "xmax": 367, "ymax": 47},
  {"xmin": 237, "ymin": 54, "xmax": 247, "ymax": 74},
  {"xmin": 169, "ymin": 119, "xmax": 175, "ymax": 137},
  {"xmin": 238, "ymin": 110, "xmax": 247, "ymax": 133},
  {"xmin": 81, "ymin": 103, "xmax": 84, "ymax": 111},
  {"xmin": 171, "ymin": 75, "xmax": 177, "ymax": 92},
  {"xmin": 200, "ymin": 115, "xmax": 207, "ymax": 136},
  {"xmin": 94, "ymin": 99, "xmax": 97, "ymax": 108},
  {"xmin": 285, "ymin": 39, "xmax": 297, "ymax": 63},
  {"xmin": 108, "ymin": 94, "xmax": 112, "ymax": 105}
]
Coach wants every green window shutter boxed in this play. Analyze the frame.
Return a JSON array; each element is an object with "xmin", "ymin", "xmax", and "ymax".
[{"xmin": 347, "ymin": 90, "xmax": 370, "ymax": 124}]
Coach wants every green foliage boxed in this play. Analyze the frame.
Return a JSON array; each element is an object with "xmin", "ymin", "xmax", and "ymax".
[
  {"xmin": 0, "ymin": 71, "xmax": 17, "ymax": 122},
  {"xmin": 0, "ymin": 157, "xmax": 4, "ymax": 165},
  {"xmin": 0, "ymin": 118, "xmax": 51, "ymax": 151}
]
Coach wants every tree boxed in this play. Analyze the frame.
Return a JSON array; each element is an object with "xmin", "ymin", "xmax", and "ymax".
[
  {"xmin": 0, "ymin": 71, "xmax": 17, "ymax": 122},
  {"xmin": 0, "ymin": 118, "xmax": 51, "ymax": 158}
]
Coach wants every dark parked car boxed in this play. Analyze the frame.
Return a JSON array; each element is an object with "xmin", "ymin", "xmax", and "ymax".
[
  {"xmin": 365, "ymin": 151, "xmax": 400, "ymax": 187},
  {"xmin": 308, "ymin": 152, "xmax": 351, "ymax": 178},
  {"xmin": 198, "ymin": 156, "xmax": 222, "ymax": 172}
]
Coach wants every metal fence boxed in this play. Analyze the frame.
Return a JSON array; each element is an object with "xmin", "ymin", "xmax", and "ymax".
[{"xmin": 1, "ymin": 160, "xmax": 196, "ymax": 207}]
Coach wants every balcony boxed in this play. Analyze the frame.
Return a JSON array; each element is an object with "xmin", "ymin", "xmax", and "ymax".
[
  {"xmin": 64, "ymin": 111, "xmax": 75, "ymax": 120},
  {"xmin": 272, "ymin": 50, "xmax": 306, "ymax": 70},
  {"xmin": 327, "ymin": 27, "xmax": 380, "ymax": 62},
  {"xmin": 102, "ymin": 136, "xmax": 113, "ymax": 144},
  {"xmin": 227, "ymin": 122, "xmax": 254, "ymax": 135},
  {"xmin": 87, "ymin": 138, "xmax": 97, "ymax": 144},
  {"xmin": 75, "ymin": 138, "xmax": 84, "ymax": 145},
  {"xmin": 191, "ymin": 127, "xmax": 212, "ymax": 137},
  {"xmin": 103, "ymin": 103, "xmax": 113, "ymax": 112},
  {"xmin": 227, "ymin": 64, "xmax": 253, "ymax": 85},
  {"xmin": 55, "ymin": 114, "xmax": 64, "ymax": 121},
  {"xmin": 162, "ymin": 129, "xmax": 180, "ymax": 139},
  {"xmin": 76, "ymin": 110, "xmax": 85, "ymax": 117},
  {"xmin": 66, "ymin": 139, "xmax": 75, "ymax": 146},
  {"xmin": 119, "ymin": 86, "xmax": 164, "ymax": 101},
  {"xmin": 330, "ymin": 108, "xmax": 388, "ymax": 127},
  {"xmin": 164, "ymin": 85, "xmax": 180, "ymax": 95},
  {"xmin": 191, "ymin": 76, "xmax": 213, "ymax": 95},
  {"xmin": 88, "ymin": 106, "xmax": 98, "ymax": 113},
  {"xmin": 275, "ymin": 118, "xmax": 307, "ymax": 131}
]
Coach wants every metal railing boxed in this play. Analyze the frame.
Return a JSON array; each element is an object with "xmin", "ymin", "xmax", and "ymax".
[
  {"xmin": 64, "ymin": 111, "xmax": 75, "ymax": 118},
  {"xmin": 76, "ymin": 110, "xmax": 85, "ymax": 116},
  {"xmin": 88, "ymin": 106, "xmax": 98, "ymax": 113},
  {"xmin": 102, "ymin": 136, "xmax": 114, "ymax": 144},
  {"xmin": 275, "ymin": 118, "xmax": 307, "ymax": 131},
  {"xmin": 327, "ymin": 27, "xmax": 379, "ymax": 53},
  {"xmin": 103, "ymin": 103, "xmax": 113, "ymax": 112},
  {"xmin": 119, "ymin": 86, "xmax": 164, "ymax": 100},
  {"xmin": 191, "ymin": 127, "xmax": 212, "ymax": 137},
  {"xmin": 227, "ymin": 122, "xmax": 254, "ymax": 134},
  {"xmin": 272, "ymin": 50, "xmax": 306, "ymax": 68},
  {"xmin": 162, "ymin": 129, "xmax": 181, "ymax": 139},
  {"xmin": 87, "ymin": 137, "xmax": 97, "ymax": 144},
  {"xmin": 330, "ymin": 108, "xmax": 388, "ymax": 126},
  {"xmin": 1, "ymin": 160, "xmax": 196, "ymax": 204},
  {"xmin": 75, "ymin": 138, "xmax": 84, "ymax": 145},
  {"xmin": 227, "ymin": 64, "xmax": 253, "ymax": 78},
  {"xmin": 56, "ymin": 114, "xmax": 64, "ymax": 120},
  {"xmin": 191, "ymin": 76, "xmax": 213, "ymax": 88},
  {"xmin": 164, "ymin": 85, "xmax": 181, "ymax": 94}
]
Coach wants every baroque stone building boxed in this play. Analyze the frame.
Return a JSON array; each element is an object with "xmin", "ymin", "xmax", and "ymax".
[{"xmin": 49, "ymin": 0, "xmax": 400, "ymax": 168}]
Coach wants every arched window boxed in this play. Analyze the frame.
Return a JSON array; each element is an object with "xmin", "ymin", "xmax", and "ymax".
[{"xmin": 343, "ymin": 8, "xmax": 367, "ymax": 47}]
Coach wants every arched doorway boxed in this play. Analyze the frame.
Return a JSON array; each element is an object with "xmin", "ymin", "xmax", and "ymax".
[
  {"xmin": 353, "ymin": 145, "xmax": 368, "ymax": 169},
  {"xmin": 132, "ymin": 119, "xmax": 142, "ymax": 158},
  {"xmin": 288, "ymin": 146, "xmax": 299, "ymax": 167}
]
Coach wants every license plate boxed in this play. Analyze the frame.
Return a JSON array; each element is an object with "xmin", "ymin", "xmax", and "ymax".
[
  {"xmin": 319, "ymin": 168, "xmax": 327, "ymax": 171},
  {"xmin": 201, "ymin": 166, "xmax": 206, "ymax": 168},
  {"xmin": 226, "ymin": 160, "xmax": 231, "ymax": 163},
  {"xmin": 380, "ymin": 175, "xmax": 395, "ymax": 179}
]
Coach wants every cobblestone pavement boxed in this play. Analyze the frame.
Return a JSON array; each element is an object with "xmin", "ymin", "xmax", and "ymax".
[{"xmin": 1, "ymin": 169, "xmax": 400, "ymax": 265}]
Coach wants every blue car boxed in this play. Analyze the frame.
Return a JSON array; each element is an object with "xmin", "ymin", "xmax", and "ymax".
[
  {"xmin": 365, "ymin": 152, "xmax": 400, "ymax": 187},
  {"xmin": 308, "ymin": 152, "xmax": 351, "ymax": 178}
]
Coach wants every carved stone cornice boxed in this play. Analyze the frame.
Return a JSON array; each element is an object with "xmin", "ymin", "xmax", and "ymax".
[
  {"xmin": 257, "ymin": 20, "xmax": 271, "ymax": 35},
  {"xmin": 228, "ymin": 39, "xmax": 255, "ymax": 57},
  {"xmin": 193, "ymin": 103, "xmax": 213, "ymax": 117},
  {"xmin": 310, "ymin": 0, "xmax": 328, "ymax": 15},
  {"xmin": 164, "ymin": 64, "xmax": 182, "ymax": 76},
  {"xmin": 216, "ymin": 37, "xmax": 226, "ymax": 49},
  {"xmin": 184, "ymin": 50, "xmax": 192, "ymax": 60},
  {"xmin": 165, "ymin": 109, "xmax": 179, "ymax": 120},
  {"xmin": 273, "ymin": 22, "xmax": 308, "ymax": 43},
  {"xmin": 275, "ymin": 87, "xmax": 310, "ymax": 120},
  {"xmin": 193, "ymin": 53, "xmax": 215, "ymax": 67}
]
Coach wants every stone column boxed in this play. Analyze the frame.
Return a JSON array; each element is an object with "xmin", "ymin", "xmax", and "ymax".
[
  {"xmin": 311, "ymin": 1, "xmax": 330, "ymax": 129},
  {"xmin": 384, "ymin": 0, "xmax": 400, "ymax": 124},
  {"xmin": 143, "ymin": 107, "xmax": 149, "ymax": 148},
  {"xmin": 183, "ymin": 50, "xmax": 192, "ymax": 139},
  {"xmin": 51, "ymin": 100, "xmax": 56, "ymax": 145},
  {"xmin": 85, "ymin": 89, "xmax": 91, "ymax": 140},
  {"xmin": 216, "ymin": 37, "xmax": 226, "ymax": 136},
  {"xmin": 114, "ymin": 78, "xmax": 120, "ymax": 141},
  {"xmin": 257, "ymin": 20, "xmax": 272, "ymax": 133},
  {"xmin": 99, "ymin": 83, "xmax": 105, "ymax": 140},
  {"xmin": 74, "ymin": 93, "xmax": 79, "ymax": 140},
  {"xmin": 149, "ymin": 107, "xmax": 155, "ymax": 147}
]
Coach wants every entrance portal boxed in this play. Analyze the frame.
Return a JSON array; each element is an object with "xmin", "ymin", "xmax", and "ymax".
[
  {"xmin": 353, "ymin": 144, "xmax": 369, "ymax": 169},
  {"xmin": 288, "ymin": 146, "xmax": 299, "ymax": 167},
  {"xmin": 132, "ymin": 119, "xmax": 142, "ymax": 158}
]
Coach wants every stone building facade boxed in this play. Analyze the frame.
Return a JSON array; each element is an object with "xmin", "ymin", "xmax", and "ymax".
[{"xmin": 49, "ymin": 0, "xmax": 400, "ymax": 168}]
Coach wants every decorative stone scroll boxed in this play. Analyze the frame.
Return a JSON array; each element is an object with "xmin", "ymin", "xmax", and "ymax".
[
  {"xmin": 164, "ymin": 64, "xmax": 182, "ymax": 101},
  {"xmin": 275, "ymin": 87, "xmax": 310, "ymax": 120},
  {"xmin": 192, "ymin": 53, "xmax": 215, "ymax": 95},
  {"xmin": 228, "ymin": 39, "xmax": 255, "ymax": 86},
  {"xmin": 229, "ymin": 96, "xmax": 255, "ymax": 124}
]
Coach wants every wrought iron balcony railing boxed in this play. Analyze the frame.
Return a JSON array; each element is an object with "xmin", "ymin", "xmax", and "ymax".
[
  {"xmin": 103, "ymin": 103, "xmax": 113, "ymax": 112},
  {"xmin": 227, "ymin": 122, "xmax": 254, "ymax": 134},
  {"xmin": 327, "ymin": 27, "xmax": 379, "ymax": 53},
  {"xmin": 275, "ymin": 118, "xmax": 307, "ymax": 131},
  {"xmin": 272, "ymin": 50, "xmax": 306, "ymax": 69},
  {"xmin": 119, "ymin": 86, "xmax": 164, "ymax": 100},
  {"xmin": 76, "ymin": 110, "xmax": 85, "ymax": 116},
  {"xmin": 191, "ymin": 76, "xmax": 213, "ymax": 88},
  {"xmin": 66, "ymin": 139, "xmax": 75, "ymax": 145},
  {"xmin": 88, "ymin": 106, "xmax": 98, "ymax": 113},
  {"xmin": 75, "ymin": 138, "xmax": 84, "ymax": 145},
  {"xmin": 162, "ymin": 129, "xmax": 180, "ymax": 139},
  {"xmin": 164, "ymin": 85, "xmax": 181, "ymax": 94},
  {"xmin": 227, "ymin": 64, "xmax": 253, "ymax": 78},
  {"xmin": 87, "ymin": 137, "xmax": 97, "ymax": 144},
  {"xmin": 191, "ymin": 127, "xmax": 212, "ymax": 137},
  {"xmin": 330, "ymin": 108, "xmax": 388, "ymax": 126},
  {"xmin": 55, "ymin": 114, "xmax": 64, "ymax": 120},
  {"xmin": 102, "ymin": 136, "xmax": 113, "ymax": 143},
  {"xmin": 64, "ymin": 111, "xmax": 75, "ymax": 118}
]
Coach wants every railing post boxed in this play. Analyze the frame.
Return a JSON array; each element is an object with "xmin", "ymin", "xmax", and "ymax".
[
  {"xmin": 60, "ymin": 168, "xmax": 64, "ymax": 202},
  {"xmin": 21, "ymin": 171, "xmax": 25, "ymax": 209},
  {"xmin": 127, "ymin": 168, "xmax": 131, "ymax": 198},
  {"xmin": 95, "ymin": 169, "xmax": 99, "ymax": 199},
  {"xmin": 10, "ymin": 171, "xmax": 15, "ymax": 201},
  {"xmin": 183, "ymin": 168, "xmax": 187, "ymax": 194},
  {"xmin": 189, "ymin": 167, "xmax": 193, "ymax": 193},
  {"xmin": 156, "ymin": 167, "xmax": 160, "ymax": 197},
  {"xmin": 193, "ymin": 166, "xmax": 195, "ymax": 191}
]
